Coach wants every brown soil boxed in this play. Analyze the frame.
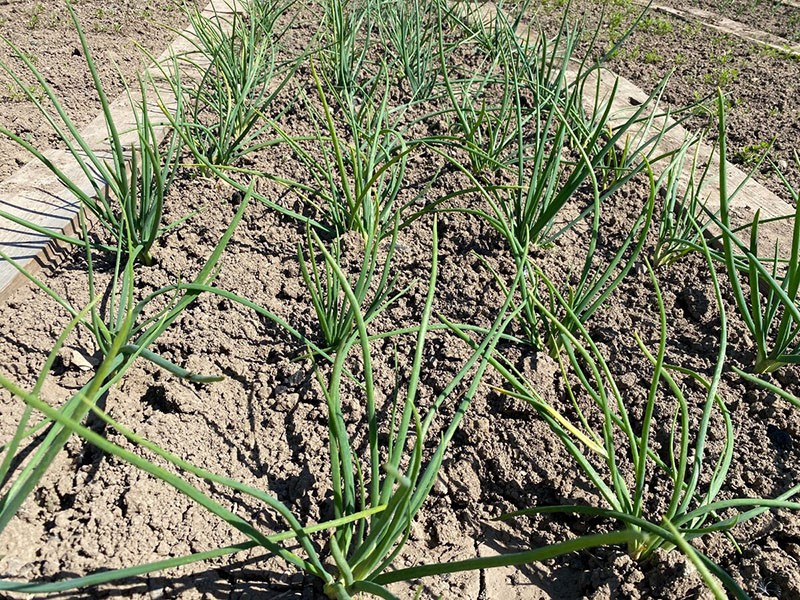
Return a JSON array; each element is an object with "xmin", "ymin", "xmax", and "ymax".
[
  {"xmin": 1, "ymin": 1, "xmax": 799, "ymax": 599},
  {"xmin": 668, "ymin": 0, "xmax": 800, "ymax": 42}
]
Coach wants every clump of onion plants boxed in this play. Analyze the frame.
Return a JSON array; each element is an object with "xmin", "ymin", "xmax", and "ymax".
[
  {"xmin": 440, "ymin": 35, "xmax": 530, "ymax": 177},
  {"xmin": 532, "ymin": 166, "xmax": 655, "ymax": 351},
  {"xmin": 376, "ymin": 0, "xmax": 441, "ymax": 100},
  {"xmin": 275, "ymin": 62, "xmax": 414, "ymax": 240},
  {"xmin": 298, "ymin": 224, "xmax": 405, "ymax": 354},
  {"xmin": 0, "ymin": 1, "xmax": 181, "ymax": 266},
  {"xmin": 165, "ymin": 0, "xmax": 296, "ymax": 172},
  {"xmin": 286, "ymin": 222, "xmax": 641, "ymax": 597},
  {"xmin": 430, "ymin": 2, "xmax": 682, "ymax": 349},
  {"xmin": 712, "ymin": 92, "xmax": 800, "ymax": 373},
  {"xmin": 650, "ymin": 132, "xmax": 714, "ymax": 267},
  {"xmin": 318, "ymin": 0, "xmax": 373, "ymax": 92}
]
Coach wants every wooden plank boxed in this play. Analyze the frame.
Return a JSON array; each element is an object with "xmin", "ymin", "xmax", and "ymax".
[
  {"xmin": 636, "ymin": 1, "xmax": 800, "ymax": 58},
  {"xmin": 0, "ymin": 0, "xmax": 237, "ymax": 303},
  {"xmin": 453, "ymin": 1, "xmax": 797, "ymax": 255}
]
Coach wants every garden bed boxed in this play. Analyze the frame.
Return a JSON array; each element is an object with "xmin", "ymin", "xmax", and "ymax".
[
  {"xmin": 531, "ymin": 0, "xmax": 800, "ymax": 198},
  {"xmin": 0, "ymin": 0, "xmax": 201, "ymax": 181},
  {"xmin": 0, "ymin": 1, "xmax": 799, "ymax": 599}
]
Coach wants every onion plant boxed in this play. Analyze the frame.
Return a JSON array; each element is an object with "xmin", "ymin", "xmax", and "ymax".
[
  {"xmin": 506, "ymin": 35, "xmax": 669, "ymax": 249},
  {"xmin": 0, "ymin": 2, "xmax": 182, "ymax": 266},
  {"xmin": 299, "ymin": 225, "xmax": 405, "ymax": 353},
  {"xmin": 376, "ymin": 0, "xmax": 441, "ymax": 100},
  {"xmin": 650, "ymin": 132, "xmax": 714, "ymax": 267},
  {"xmin": 0, "ymin": 189, "xmax": 253, "ymax": 554},
  {"xmin": 439, "ymin": 1, "xmax": 574, "ymax": 179},
  {"xmin": 319, "ymin": 0, "xmax": 373, "ymax": 92},
  {"xmin": 475, "ymin": 172, "xmax": 655, "ymax": 351},
  {"xmin": 534, "ymin": 164, "xmax": 656, "ymax": 349},
  {"xmin": 441, "ymin": 0, "xmax": 684, "ymax": 243},
  {"xmin": 275, "ymin": 62, "xmax": 413, "ymax": 240},
  {"xmin": 0, "ymin": 230, "xmax": 383, "ymax": 592},
  {"xmin": 165, "ymin": 0, "xmax": 297, "ymax": 171},
  {"xmin": 459, "ymin": 251, "xmax": 800, "ymax": 598},
  {"xmin": 445, "ymin": 0, "xmax": 532, "ymax": 62},
  {"xmin": 713, "ymin": 92, "xmax": 800, "ymax": 373},
  {"xmin": 437, "ymin": 13, "xmax": 675, "ymax": 348},
  {"xmin": 436, "ymin": 2, "xmax": 675, "ymax": 246},
  {"xmin": 303, "ymin": 222, "xmax": 640, "ymax": 597},
  {"xmin": 441, "ymin": 46, "xmax": 531, "ymax": 177}
]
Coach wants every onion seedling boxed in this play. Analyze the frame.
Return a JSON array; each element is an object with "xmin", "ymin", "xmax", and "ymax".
[
  {"xmin": 532, "ymin": 162, "xmax": 656, "ymax": 351},
  {"xmin": 306, "ymin": 222, "xmax": 643, "ymax": 597},
  {"xmin": 437, "ymin": 17, "xmax": 674, "ymax": 348},
  {"xmin": 319, "ymin": 0, "xmax": 373, "ymax": 92},
  {"xmin": 440, "ymin": 33, "xmax": 531, "ymax": 177},
  {"xmin": 0, "ymin": 1, "xmax": 181, "ymax": 266},
  {"xmin": 437, "ymin": 0, "xmax": 678, "ymax": 247},
  {"xmin": 713, "ymin": 92, "xmax": 800, "ymax": 373},
  {"xmin": 651, "ymin": 132, "xmax": 715, "ymax": 267},
  {"xmin": 299, "ymin": 224, "xmax": 405, "ymax": 354}
]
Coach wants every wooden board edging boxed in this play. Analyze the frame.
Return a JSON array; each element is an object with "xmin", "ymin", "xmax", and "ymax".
[{"xmin": 635, "ymin": 0, "xmax": 800, "ymax": 58}]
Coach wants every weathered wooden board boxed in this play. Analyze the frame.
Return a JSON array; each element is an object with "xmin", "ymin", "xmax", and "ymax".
[
  {"xmin": 0, "ymin": 0, "xmax": 236, "ymax": 303},
  {"xmin": 636, "ymin": 1, "xmax": 800, "ymax": 58}
]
